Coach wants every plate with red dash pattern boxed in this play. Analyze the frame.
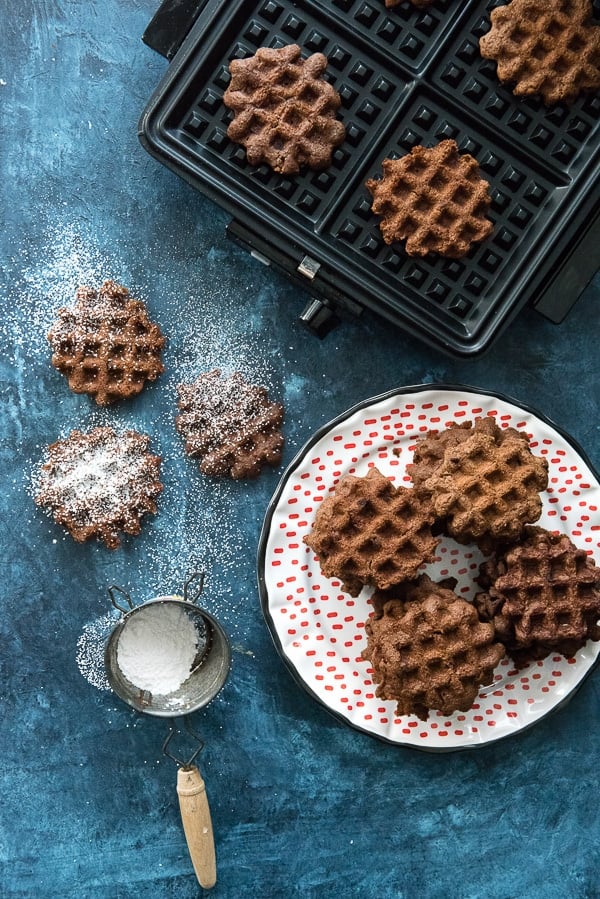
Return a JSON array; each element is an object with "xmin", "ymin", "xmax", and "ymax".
[{"xmin": 258, "ymin": 384, "xmax": 600, "ymax": 750}]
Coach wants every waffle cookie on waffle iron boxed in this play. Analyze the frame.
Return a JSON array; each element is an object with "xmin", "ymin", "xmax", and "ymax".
[
  {"xmin": 34, "ymin": 427, "xmax": 163, "ymax": 549},
  {"xmin": 362, "ymin": 575, "xmax": 506, "ymax": 720},
  {"xmin": 474, "ymin": 526, "xmax": 600, "ymax": 667},
  {"xmin": 407, "ymin": 418, "xmax": 549, "ymax": 549},
  {"xmin": 175, "ymin": 369, "xmax": 284, "ymax": 479},
  {"xmin": 223, "ymin": 44, "xmax": 346, "ymax": 174},
  {"xmin": 479, "ymin": 0, "xmax": 600, "ymax": 106},
  {"xmin": 48, "ymin": 280, "xmax": 165, "ymax": 405},
  {"xmin": 303, "ymin": 467, "xmax": 438, "ymax": 597},
  {"xmin": 365, "ymin": 140, "xmax": 493, "ymax": 258}
]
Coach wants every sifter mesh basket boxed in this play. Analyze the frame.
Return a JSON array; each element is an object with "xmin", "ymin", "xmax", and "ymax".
[{"xmin": 104, "ymin": 594, "xmax": 231, "ymax": 718}]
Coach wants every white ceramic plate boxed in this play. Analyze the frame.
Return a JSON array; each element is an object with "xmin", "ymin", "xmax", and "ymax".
[{"xmin": 258, "ymin": 385, "xmax": 600, "ymax": 750}]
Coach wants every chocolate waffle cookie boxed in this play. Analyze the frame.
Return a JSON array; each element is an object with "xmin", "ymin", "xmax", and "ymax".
[
  {"xmin": 35, "ymin": 427, "xmax": 163, "ymax": 549},
  {"xmin": 408, "ymin": 418, "xmax": 549, "ymax": 547},
  {"xmin": 303, "ymin": 467, "xmax": 438, "ymax": 597},
  {"xmin": 222, "ymin": 44, "xmax": 346, "ymax": 174},
  {"xmin": 407, "ymin": 420, "xmax": 476, "ymax": 489},
  {"xmin": 362, "ymin": 575, "xmax": 505, "ymax": 720},
  {"xmin": 175, "ymin": 369, "xmax": 284, "ymax": 479},
  {"xmin": 475, "ymin": 526, "xmax": 600, "ymax": 667},
  {"xmin": 48, "ymin": 280, "xmax": 165, "ymax": 405},
  {"xmin": 365, "ymin": 140, "xmax": 493, "ymax": 258},
  {"xmin": 479, "ymin": 0, "xmax": 600, "ymax": 105}
]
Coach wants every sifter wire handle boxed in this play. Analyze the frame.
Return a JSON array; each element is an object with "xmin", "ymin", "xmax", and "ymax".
[
  {"xmin": 107, "ymin": 584, "xmax": 134, "ymax": 614},
  {"xmin": 176, "ymin": 765, "xmax": 217, "ymax": 889},
  {"xmin": 183, "ymin": 571, "xmax": 205, "ymax": 605}
]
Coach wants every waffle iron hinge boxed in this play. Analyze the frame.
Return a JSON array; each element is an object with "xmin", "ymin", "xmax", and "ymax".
[
  {"xmin": 531, "ymin": 206, "xmax": 600, "ymax": 324},
  {"xmin": 142, "ymin": 0, "xmax": 209, "ymax": 60},
  {"xmin": 226, "ymin": 219, "xmax": 363, "ymax": 338}
]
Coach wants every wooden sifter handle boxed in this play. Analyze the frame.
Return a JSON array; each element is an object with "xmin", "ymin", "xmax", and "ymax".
[{"xmin": 176, "ymin": 765, "xmax": 217, "ymax": 889}]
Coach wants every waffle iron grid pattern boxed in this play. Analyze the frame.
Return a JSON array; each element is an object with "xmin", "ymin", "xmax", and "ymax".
[{"xmin": 154, "ymin": 0, "xmax": 600, "ymax": 347}]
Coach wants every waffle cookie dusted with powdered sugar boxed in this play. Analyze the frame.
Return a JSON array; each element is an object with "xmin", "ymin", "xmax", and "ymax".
[
  {"xmin": 175, "ymin": 369, "xmax": 284, "ymax": 479},
  {"xmin": 223, "ymin": 44, "xmax": 346, "ymax": 174},
  {"xmin": 303, "ymin": 467, "xmax": 438, "ymax": 597},
  {"xmin": 407, "ymin": 417, "xmax": 549, "ymax": 549},
  {"xmin": 48, "ymin": 280, "xmax": 165, "ymax": 405},
  {"xmin": 479, "ymin": 0, "xmax": 600, "ymax": 106},
  {"xmin": 474, "ymin": 526, "xmax": 600, "ymax": 667},
  {"xmin": 366, "ymin": 140, "xmax": 493, "ymax": 258},
  {"xmin": 35, "ymin": 427, "xmax": 163, "ymax": 549},
  {"xmin": 362, "ymin": 575, "xmax": 506, "ymax": 720}
]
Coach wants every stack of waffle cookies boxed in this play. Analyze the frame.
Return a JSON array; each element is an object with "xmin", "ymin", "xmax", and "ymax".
[{"xmin": 304, "ymin": 418, "xmax": 600, "ymax": 720}]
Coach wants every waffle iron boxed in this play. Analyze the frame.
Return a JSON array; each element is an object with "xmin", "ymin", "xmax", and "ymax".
[{"xmin": 139, "ymin": 0, "xmax": 600, "ymax": 355}]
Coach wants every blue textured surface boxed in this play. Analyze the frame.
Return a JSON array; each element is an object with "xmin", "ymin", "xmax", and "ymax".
[{"xmin": 1, "ymin": 3, "xmax": 599, "ymax": 898}]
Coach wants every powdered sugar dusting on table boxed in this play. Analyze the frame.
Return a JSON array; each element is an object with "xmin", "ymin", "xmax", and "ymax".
[
  {"xmin": 160, "ymin": 269, "xmax": 276, "ymax": 390},
  {"xmin": 2, "ymin": 222, "xmax": 110, "ymax": 357},
  {"xmin": 75, "ymin": 612, "xmax": 117, "ymax": 692},
  {"xmin": 4, "ymin": 220, "xmax": 280, "ymax": 691}
]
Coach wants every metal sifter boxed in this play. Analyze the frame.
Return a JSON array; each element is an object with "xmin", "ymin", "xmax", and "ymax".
[{"xmin": 104, "ymin": 572, "xmax": 231, "ymax": 889}]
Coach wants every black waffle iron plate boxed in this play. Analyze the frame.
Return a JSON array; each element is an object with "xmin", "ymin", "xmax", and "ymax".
[{"xmin": 139, "ymin": 0, "xmax": 600, "ymax": 355}]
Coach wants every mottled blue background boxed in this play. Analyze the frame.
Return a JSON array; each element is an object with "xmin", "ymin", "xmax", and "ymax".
[{"xmin": 1, "ymin": 2, "xmax": 599, "ymax": 898}]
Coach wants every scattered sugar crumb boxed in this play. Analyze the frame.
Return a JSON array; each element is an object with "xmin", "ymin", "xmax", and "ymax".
[{"xmin": 76, "ymin": 612, "xmax": 117, "ymax": 691}]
